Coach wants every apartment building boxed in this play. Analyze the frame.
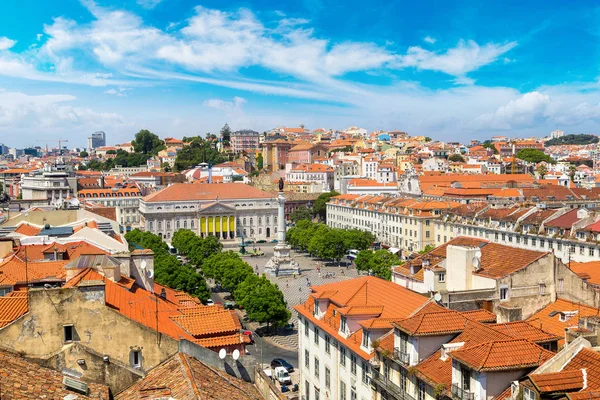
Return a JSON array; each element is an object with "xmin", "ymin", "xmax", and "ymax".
[
  {"xmin": 231, "ymin": 129, "xmax": 260, "ymax": 153},
  {"xmin": 78, "ymin": 185, "xmax": 142, "ymax": 232},
  {"xmin": 294, "ymin": 277, "xmax": 429, "ymax": 400},
  {"xmin": 20, "ymin": 165, "xmax": 77, "ymax": 205},
  {"xmin": 286, "ymin": 163, "xmax": 334, "ymax": 193}
]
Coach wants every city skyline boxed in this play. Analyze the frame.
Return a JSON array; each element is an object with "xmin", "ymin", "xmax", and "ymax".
[{"xmin": 2, "ymin": 0, "xmax": 600, "ymax": 147}]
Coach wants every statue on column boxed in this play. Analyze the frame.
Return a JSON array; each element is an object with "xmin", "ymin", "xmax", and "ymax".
[{"xmin": 278, "ymin": 177, "xmax": 284, "ymax": 191}]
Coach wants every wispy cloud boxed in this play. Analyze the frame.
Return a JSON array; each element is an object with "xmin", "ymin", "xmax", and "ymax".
[
  {"xmin": 423, "ymin": 36, "xmax": 436, "ymax": 44},
  {"xmin": 136, "ymin": 0, "xmax": 162, "ymax": 9},
  {"xmin": 0, "ymin": 37, "xmax": 16, "ymax": 51},
  {"xmin": 204, "ymin": 96, "xmax": 247, "ymax": 114}
]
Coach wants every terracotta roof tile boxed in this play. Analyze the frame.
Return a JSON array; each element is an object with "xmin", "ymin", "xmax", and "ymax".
[
  {"xmin": 491, "ymin": 321, "xmax": 561, "ymax": 344},
  {"xmin": 13, "ymin": 223, "xmax": 41, "ymax": 236},
  {"xmin": 0, "ymin": 292, "xmax": 28, "ymax": 328},
  {"xmin": 450, "ymin": 339, "xmax": 554, "ymax": 372},
  {"xmin": 530, "ymin": 370, "xmax": 585, "ymax": 393},
  {"xmin": 563, "ymin": 347, "xmax": 600, "ymax": 389},
  {"xmin": 460, "ymin": 309, "xmax": 497, "ymax": 323},
  {"xmin": 143, "ymin": 183, "xmax": 274, "ymax": 202}
]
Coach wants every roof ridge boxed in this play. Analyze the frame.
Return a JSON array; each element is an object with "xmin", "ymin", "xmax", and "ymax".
[{"xmin": 178, "ymin": 353, "xmax": 201, "ymax": 399}]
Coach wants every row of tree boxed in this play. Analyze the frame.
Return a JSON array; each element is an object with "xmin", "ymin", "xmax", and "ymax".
[
  {"xmin": 173, "ymin": 137, "xmax": 228, "ymax": 172},
  {"xmin": 124, "ymin": 229, "xmax": 211, "ymax": 302},
  {"xmin": 172, "ymin": 229, "xmax": 290, "ymax": 327},
  {"xmin": 286, "ymin": 220, "xmax": 375, "ymax": 262},
  {"xmin": 545, "ymin": 134, "xmax": 599, "ymax": 147}
]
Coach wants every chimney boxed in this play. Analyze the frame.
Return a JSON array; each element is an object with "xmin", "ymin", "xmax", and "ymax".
[{"xmin": 101, "ymin": 262, "xmax": 121, "ymax": 282}]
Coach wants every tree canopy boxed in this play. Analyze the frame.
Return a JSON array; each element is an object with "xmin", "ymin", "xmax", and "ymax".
[
  {"xmin": 124, "ymin": 229, "xmax": 210, "ymax": 302},
  {"xmin": 448, "ymin": 154, "xmax": 465, "ymax": 163},
  {"xmin": 545, "ymin": 134, "xmax": 599, "ymax": 147},
  {"xmin": 173, "ymin": 137, "xmax": 227, "ymax": 172},
  {"xmin": 516, "ymin": 148, "xmax": 555, "ymax": 164},
  {"xmin": 84, "ymin": 149, "xmax": 150, "ymax": 171},
  {"xmin": 290, "ymin": 207, "xmax": 313, "ymax": 223},
  {"xmin": 313, "ymin": 191, "xmax": 340, "ymax": 221},
  {"xmin": 355, "ymin": 249, "xmax": 399, "ymax": 280},
  {"xmin": 132, "ymin": 129, "xmax": 165, "ymax": 155},
  {"xmin": 220, "ymin": 123, "xmax": 231, "ymax": 145}
]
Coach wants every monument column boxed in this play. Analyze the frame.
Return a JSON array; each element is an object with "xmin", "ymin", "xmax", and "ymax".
[{"xmin": 277, "ymin": 191, "xmax": 286, "ymax": 243}]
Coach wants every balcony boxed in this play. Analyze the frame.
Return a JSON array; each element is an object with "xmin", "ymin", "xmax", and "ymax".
[
  {"xmin": 371, "ymin": 370, "xmax": 415, "ymax": 400},
  {"xmin": 393, "ymin": 348, "xmax": 410, "ymax": 365},
  {"xmin": 452, "ymin": 384, "xmax": 475, "ymax": 400}
]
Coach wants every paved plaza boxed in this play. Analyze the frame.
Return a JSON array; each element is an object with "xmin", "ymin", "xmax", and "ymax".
[{"xmin": 224, "ymin": 242, "xmax": 360, "ymax": 349}]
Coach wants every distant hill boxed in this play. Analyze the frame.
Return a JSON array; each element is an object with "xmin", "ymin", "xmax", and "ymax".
[{"xmin": 545, "ymin": 134, "xmax": 599, "ymax": 147}]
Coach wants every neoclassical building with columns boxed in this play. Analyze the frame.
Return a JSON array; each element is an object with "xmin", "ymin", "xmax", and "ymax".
[{"xmin": 139, "ymin": 183, "xmax": 279, "ymax": 241}]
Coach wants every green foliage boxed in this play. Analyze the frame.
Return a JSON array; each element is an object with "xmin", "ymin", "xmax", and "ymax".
[
  {"xmin": 287, "ymin": 221, "xmax": 373, "ymax": 262},
  {"xmin": 235, "ymin": 275, "xmax": 290, "ymax": 327},
  {"xmin": 79, "ymin": 151, "xmax": 89, "ymax": 158},
  {"xmin": 290, "ymin": 207, "xmax": 313, "ymax": 223},
  {"xmin": 85, "ymin": 149, "xmax": 149, "ymax": 171},
  {"xmin": 482, "ymin": 142, "xmax": 499, "ymax": 154},
  {"xmin": 124, "ymin": 229, "xmax": 210, "ymax": 302},
  {"xmin": 106, "ymin": 149, "xmax": 117, "ymax": 155},
  {"xmin": 220, "ymin": 123, "xmax": 232, "ymax": 144},
  {"xmin": 173, "ymin": 137, "xmax": 227, "ymax": 172},
  {"xmin": 419, "ymin": 244, "xmax": 435, "ymax": 254},
  {"xmin": 424, "ymin": 137, "xmax": 432, "ymax": 142},
  {"xmin": 256, "ymin": 153, "xmax": 263, "ymax": 170},
  {"xmin": 313, "ymin": 191, "xmax": 340, "ymax": 222},
  {"xmin": 516, "ymin": 148, "xmax": 554, "ymax": 164},
  {"xmin": 132, "ymin": 129, "xmax": 165, "ymax": 155},
  {"xmin": 448, "ymin": 154, "xmax": 465, "ymax": 162},
  {"xmin": 354, "ymin": 249, "xmax": 398, "ymax": 280},
  {"xmin": 537, "ymin": 164, "xmax": 548, "ymax": 179},
  {"xmin": 545, "ymin": 134, "xmax": 599, "ymax": 147}
]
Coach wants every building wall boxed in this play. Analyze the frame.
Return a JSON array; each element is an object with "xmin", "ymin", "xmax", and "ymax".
[{"xmin": 0, "ymin": 286, "xmax": 179, "ymax": 380}]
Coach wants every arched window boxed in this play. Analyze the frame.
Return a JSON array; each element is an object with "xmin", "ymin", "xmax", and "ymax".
[
  {"xmin": 266, "ymin": 216, "xmax": 270, "ymax": 224},
  {"xmin": 149, "ymin": 221, "xmax": 153, "ymax": 230},
  {"xmin": 184, "ymin": 221, "xmax": 188, "ymax": 229},
  {"xmin": 176, "ymin": 220, "xmax": 180, "ymax": 229},
  {"xmin": 243, "ymin": 218, "xmax": 246, "ymax": 225},
  {"xmin": 158, "ymin": 221, "xmax": 162, "ymax": 230},
  {"xmin": 259, "ymin": 228, "xmax": 262, "ymax": 234},
  {"xmin": 191, "ymin": 220, "xmax": 195, "ymax": 229},
  {"xmin": 258, "ymin": 217, "xmax": 262, "ymax": 225},
  {"xmin": 166, "ymin": 221, "xmax": 171, "ymax": 230},
  {"xmin": 250, "ymin": 218, "xmax": 253, "ymax": 225}
]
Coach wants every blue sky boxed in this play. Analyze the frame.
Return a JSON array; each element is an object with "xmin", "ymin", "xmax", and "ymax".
[{"xmin": 1, "ymin": 0, "xmax": 600, "ymax": 147}]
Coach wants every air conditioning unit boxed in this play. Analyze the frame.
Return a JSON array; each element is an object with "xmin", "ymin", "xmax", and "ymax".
[{"xmin": 63, "ymin": 376, "xmax": 89, "ymax": 395}]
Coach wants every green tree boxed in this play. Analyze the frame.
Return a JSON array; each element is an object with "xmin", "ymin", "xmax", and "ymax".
[
  {"xmin": 343, "ymin": 229, "xmax": 375, "ymax": 251},
  {"xmin": 173, "ymin": 137, "xmax": 227, "ymax": 172},
  {"xmin": 537, "ymin": 164, "xmax": 548, "ymax": 179},
  {"xmin": 106, "ymin": 149, "xmax": 117, "ymax": 155},
  {"xmin": 418, "ymin": 244, "xmax": 435, "ymax": 254},
  {"xmin": 355, "ymin": 250, "xmax": 374, "ymax": 272},
  {"xmin": 424, "ymin": 137, "xmax": 432, "ymax": 142},
  {"xmin": 545, "ymin": 134, "xmax": 599, "ymax": 147},
  {"xmin": 290, "ymin": 207, "xmax": 313, "ymax": 223},
  {"xmin": 237, "ymin": 277, "xmax": 290, "ymax": 328},
  {"xmin": 132, "ymin": 129, "xmax": 165, "ymax": 155},
  {"xmin": 172, "ymin": 229, "xmax": 198, "ymax": 255},
  {"xmin": 79, "ymin": 151, "xmax": 89, "ymax": 158},
  {"xmin": 516, "ymin": 148, "xmax": 554, "ymax": 164},
  {"xmin": 256, "ymin": 153, "xmax": 264, "ymax": 170},
  {"xmin": 448, "ymin": 154, "xmax": 465, "ymax": 162},
  {"xmin": 220, "ymin": 123, "xmax": 232, "ymax": 145},
  {"xmin": 368, "ymin": 250, "xmax": 399, "ymax": 280},
  {"xmin": 482, "ymin": 141, "xmax": 499, "ymax": 154},
  {"xmin": 313, "ymin": 191, "xmax": 340, "ymax": 222},
  {"xmin": 569, "ymin": 164, "xmax": 577, "ymax": 182}
]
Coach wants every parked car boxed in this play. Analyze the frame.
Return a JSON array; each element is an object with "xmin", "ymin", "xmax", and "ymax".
[
  {"xmin": 257, "ymin": 239, "xmax": 267, "ymax": 244},
  {"xmin": 273, "ymin": 366, "xmax": 292, "ymax": 385},
  {"xmin": 271, "ymin": 358, "xmax": 294, "ymax": 373},
  {"xmin": 206, "ymin": 299, "xmax": 215, "ymax": 306}
]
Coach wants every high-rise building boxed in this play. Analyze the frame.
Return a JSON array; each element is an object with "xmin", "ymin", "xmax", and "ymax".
[
  {"xmin": 550, "ymin": 129, "xmax": 564, "ymax": 139},
  {"xmin": 87, "ymin": 131, "xmax": 106, "ymax": 149}
]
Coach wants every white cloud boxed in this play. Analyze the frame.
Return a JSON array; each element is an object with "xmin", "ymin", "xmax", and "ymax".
[
  {"xmin": 474, "ymin": 91, "xmax": 550, "ymax": 129},
  {"xmin": 424, "ymin": 36, "xmax": 436, "ymax": 44},
  {"xmin": 203, "ymin": 96, "xmax": 247, "ymax": 114},
  {"xmin": 398, "ymin": 39, "xmax": 517, "ymax": 76},
  {"xmin": 36, "ymin": 33, "xmax": 43, "ymax": 41},
  {"xmin": 0, "ymin": 37, "xmax": 16, "ymax": 51},
  {"xmin": 453, "ymin": 76, "xmax": 475, "ymax": 86},
  {"xmin": 136, "ymin": 0, "xmax": 162, "ymax": 9},
  {"xmin": 104, "ymin": 87, "xmax": 129, "ymax": 96}
]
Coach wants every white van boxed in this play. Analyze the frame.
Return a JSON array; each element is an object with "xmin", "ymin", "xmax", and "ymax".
[{"xmin": 347, "ymin": 249, "xmax": 359, "ymax": 261}]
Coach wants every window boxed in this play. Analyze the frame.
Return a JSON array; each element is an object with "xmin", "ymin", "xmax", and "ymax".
[
  {"xmin": 361, "ymin": 361, "xmax": 370, "ymax": 385},
  {"xmin": 524, "ymin": 237, "xmax": 528, "ymax": 245},
  {"xmin": 426, "ymin": 231, "xmax": 430, "ymax": 238},
  {"xmin": 314, "ymin": 387, "xmax": 319, "ymax": 400},
  {"xmin": 539, "ymin": 284, "xmax": 546, "ymax": 295},
  {"xmin": 425, "ymin": 219, "xmax": 430, "ymax": 226},
  {"xmin": 351, "ymin": 354, "xmax": 357, "ymax": 375},
  {"xmin": 340, "ymin": 316, "xmax": 347, "ymax": 334},
  {"xmin": 580, "ymin": 246, "xmax": 585, "ymax": 255},
  {"xmin": 183, "ymin": 220, "xmax": 187, "ymax": 229},
  {"xmin": 384, "ymin": 360, "xmax": 390, "ymax": 379},
  {"xmin": 250, "ymin": 218, "xmax": 253, "ymax": 225},
  {"xmin": 438, "ymin": 272, "xmax": 445, "ymax": 283},
  {"xmin": 461, "ymin": 367, "xmax": 471, "ymax": 390},
  {"xmin": 305, "ymin": 320, "xmax": 309, "ymax": 337},
  {"xmin": 131, "ymin": 350, "xmax": 142, "ymax": 368},
  {"xmin": 176, "ymin": 220, "xmax": 180, "ymax": 229},
  {"xmin": 340, "ymin": 346, "xmax": 346, "ymax": 368},
  {"xmin": 438, "ymin": 234, "xmax": 441, "ymax": 242},
  {"xmin": 305, "ymin": 349, "xmax": 310, "ymax": 368},
  {"xmin": 314, "ymin": 357, "xmax": 319, "ymax": 379},
  {"xmin": 499, "ymin": 286, "xmax": 509, "ymax": 301},
  {"xmin": 350, "ymin": 389, "xmax": 357, "ymax": 400},
  {"xmin": 523, "ymin": 387, "xmax": 537, "ymax": 400},
  {"xmin": 400, "ymin": 368, "xmax": 407, "ymax": 391},
  {"xmin": 340, "ymin": 381, "xmax": 347, "ymax": 400},
  {"xmin": 325, "ymin": 366, "xmax": 330, "ymax": 389},
  {"xmin": 590, "ymin": 248, "xmax": 595, "ymax": 257},
  {"xmin": 191, "ymin": 220, "xmax": 194, "ymax": 229},
  {"xmin": 558, "ymin": 278, "xmax": 564, "ymax": 293},
  {"xmin": 325, "ymin": 334, "xmax": 331, "ymax": 354},
  {"xmin": 531, "ymin": 238, "xmax": 536, "ymax": 246},
  {"xmin": 362, "ymin": 331, "xmax": 369, "ymax": 348},
  {"xmin": 149, "ymin": 221, "xmax": 153, "ymax": 230},
  {"xmin": 418, "ymin": 380, "xmax": 425, "ymax": 400},
  {"xmin": 158, "ymin": 221, "xmax": 162, "ymax": 230},
  {"xmin": 63, "ymin": 325, "xmax": 74, "ymax": 343},
  {"xmin": 314, "ymin": 327, "xmax": 320, "ymax": 345},
  {"xmin": 558, "ymin": 242, "xmax": 562, "ymax": 251},
  {"xmin": 313, "ymin": 301, "xmax": 319, "ymax": 316},
  {"xmin": 305, "ymin": 380, "xmax": 310, "ymax": 400}
]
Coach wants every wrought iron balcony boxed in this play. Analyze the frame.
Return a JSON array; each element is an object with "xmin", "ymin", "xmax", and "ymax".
[
  {"xmin": 371, "ymin": 370, "xmax": 415, "ymax": 400},
  {"xmin": 393, "ymin": 348, "xmax": 410, "ymax": 365},
  {"xmin": 452, "ymin": 384, "xmax": 475, "ymax": 400}
]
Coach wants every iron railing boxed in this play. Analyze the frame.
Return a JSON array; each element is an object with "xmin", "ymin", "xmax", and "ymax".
[{"xmin": 452, "ymin": 384, "xmax": 475, "ymax": 400}]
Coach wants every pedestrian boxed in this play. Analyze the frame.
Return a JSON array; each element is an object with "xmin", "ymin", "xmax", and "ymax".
[
  {"xmin": 286, "ymin": 282, "xmax": 289, "ymax": 288},
  {"xmin": 299, "ymin": 286, "xmax": 301, "ymax": 292}
]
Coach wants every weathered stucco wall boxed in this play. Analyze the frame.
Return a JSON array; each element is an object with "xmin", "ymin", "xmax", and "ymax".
[{"xmin": 0, "ymin": 286, "xmax": 178, "ymax": 385}]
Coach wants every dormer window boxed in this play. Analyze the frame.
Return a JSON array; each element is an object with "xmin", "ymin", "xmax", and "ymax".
[
  {"xmin": 313, "ymin": 300, "xmax": 319, "ymax": 316},
  {"xmin": 362, "ymin": 331, "xmax": 370, "ymax": 348},
  {"xmin": 340, "ymin": 316, "xmax": 347, "ymax": 334}
]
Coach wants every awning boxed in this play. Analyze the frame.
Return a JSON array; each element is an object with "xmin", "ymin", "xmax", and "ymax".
[{"xmin": 389, "ymin": 247, "xmax": 400, "ymax": 254}]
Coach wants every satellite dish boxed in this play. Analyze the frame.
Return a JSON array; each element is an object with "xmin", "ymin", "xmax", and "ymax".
[
  {"xmin": 475, "ymin": 250, "xmax": 482, "ymax": 259},
  {"xmin": 141, "ymin": 260, "xmax": 147, "ymax": 270},
  {"xmin": 433, "ymin": 293, "xmax": 442, "ymax": 302},
  {"xmin": 218, "ymin": 349, "xmax": 227, "ymax": 360},
  {"xmin": 147, "ymin": 269, "xmax": 154, "ymax": 279},
  {"xmin": 232, "ymin": 349, "xmax": 240, "ymax": 360},
  {"xmin": 472, "ymin": 256, "xmax": 481, "ymax": 269}
]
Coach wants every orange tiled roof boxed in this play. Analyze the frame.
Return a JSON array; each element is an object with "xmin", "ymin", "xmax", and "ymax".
[
  {"xmin": 170, "ymin": 308, "xmax": 240, "ymax": 337},
  {"xmin": 449, "ymin": 339, "xmax": 554, "ymax": 372},
  {"xmin": 0, "ymin": 256, "xmax": 67, "ymax": 286},
  {"xmin": 460, "ymin": 309, "xmax": 497, "ymax": 323},
  {"xmin": 491, "ymin": 321, "xmax": 561, "ymax": 344},
  {"xmin": 143, "ymin": 183, "xmax": 274, "ymax": 202},
  {"xmin": 115, "ymin": 353, "xmax": 260, "ymax": 400},
  {"xmin": 529, "ymin": 370, "xmax": 585, "ymax": 393},
  {"xmin": 569, "ymin": 261, "xmax": 600, "ymax": 286},
  {"xmin": 394, "ymin": 309, "xmax": 469, "ymax": 336},
  {"xmin": 563, "ymin": 347, "xmax": 600, "ymax": 389},
  {"xmin": 0, "ymin": 292, "xmax": 28, "ymax": 328},
  {"xmin": 13, "ymin": 223, "xmax": 41, "ymax": 236},
  {"xmin": 0, "ymin": 349, "xmax": 109, "ymax": 399}
]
